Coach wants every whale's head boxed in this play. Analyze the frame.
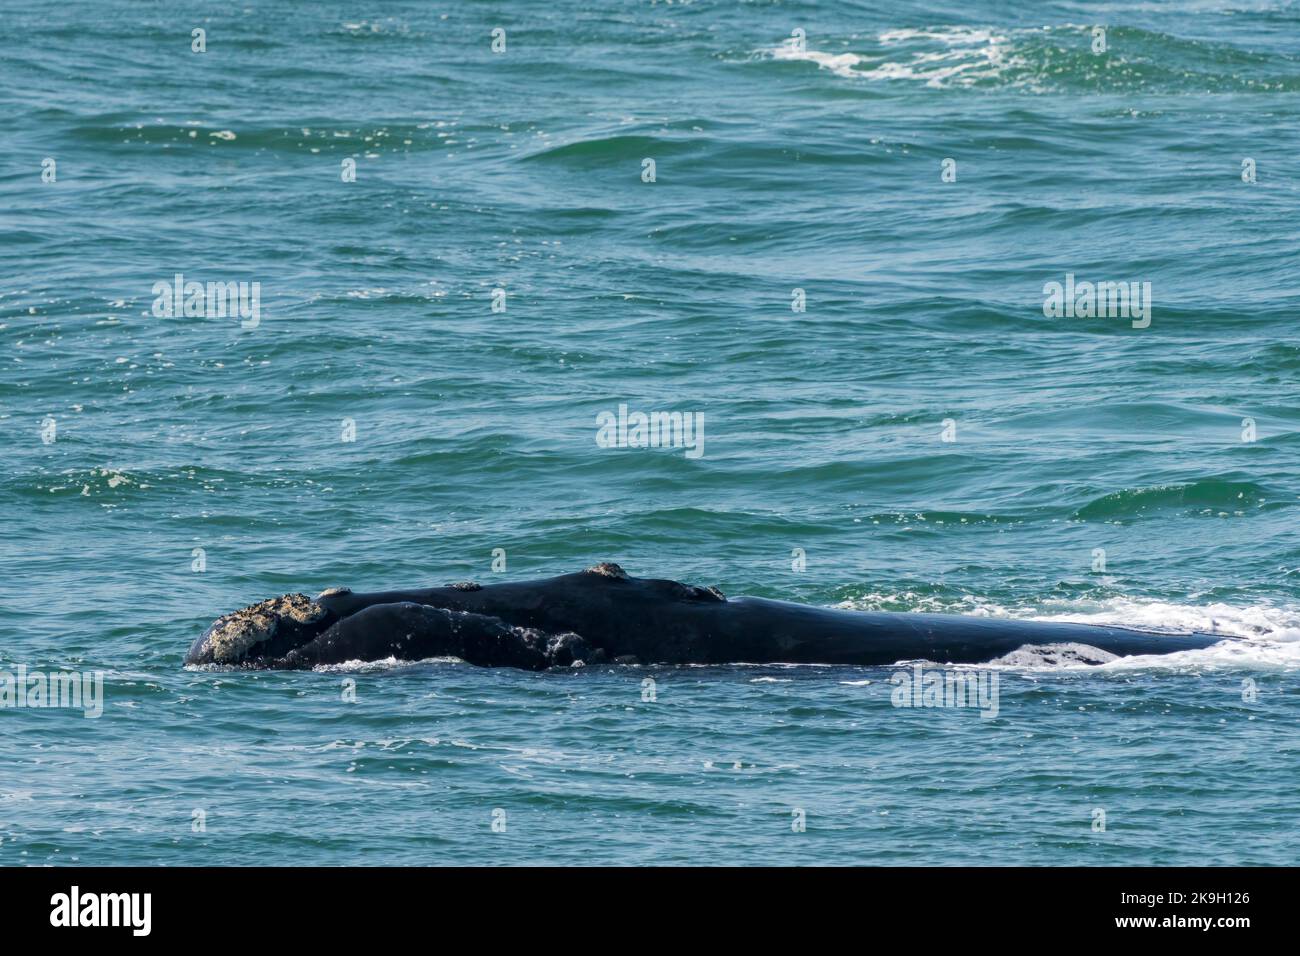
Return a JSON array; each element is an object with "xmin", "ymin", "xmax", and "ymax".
[{"xmin": 185, "ymin": 592, "xmax": 338, "ymax": 666}]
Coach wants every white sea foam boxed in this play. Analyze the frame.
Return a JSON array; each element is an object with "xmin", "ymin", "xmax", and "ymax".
[
  {"xmin": 1027, "ymin": 599, "xmax": 1300, "ymax": 671},
  {"xmin": 763, "ymin": 25, "xmax": 1026, "ymax": 88},
  {"xmin": 769, "ymin": 45, "xmax": 863, "ymax": 79},
  {"xmin": 837, "ymin": 592, "xmax": 1300, "ymax": 671},
  {"xmin": 878, "ymin": 27, "xmax": 1008, "ymax": 46},
  {"xmin": 1026, "ymin": 597, "xmax": 1300, "ymax": 642},
  {"xmin": 310, "ymin": 656, "xmax": 463, "ymax": 673}
]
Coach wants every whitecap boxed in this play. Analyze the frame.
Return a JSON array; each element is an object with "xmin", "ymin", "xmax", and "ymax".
[{"xmin": 768, "ymin": 45, "xmax": 863, "ymax": 79}]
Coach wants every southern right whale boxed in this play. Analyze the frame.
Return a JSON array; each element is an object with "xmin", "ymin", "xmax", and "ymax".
[{"xmin": 184, "ymin": 563, "xmax": 1231, "ymax": 670}]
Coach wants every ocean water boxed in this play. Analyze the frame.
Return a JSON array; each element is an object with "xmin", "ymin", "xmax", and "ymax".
[{"xmin": 2, "ymin": 0, "xmax": 1299, "ymax": 866}]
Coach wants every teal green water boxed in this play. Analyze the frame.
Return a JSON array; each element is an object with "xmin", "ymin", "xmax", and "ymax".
[{"xmin": 1, "ymin": 1, "xmax": 1298, "ymax": 865}]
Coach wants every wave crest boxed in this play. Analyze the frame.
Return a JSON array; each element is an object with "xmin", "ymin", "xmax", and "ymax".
[{"xmin": 760, "ymin": 24, "xmax": 1300, "ymax": 93}]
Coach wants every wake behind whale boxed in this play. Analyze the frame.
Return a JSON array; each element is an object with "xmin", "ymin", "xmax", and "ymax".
[{"xmin": 185, "ymin": 564, "xmax": 1230, "ymax": 671}]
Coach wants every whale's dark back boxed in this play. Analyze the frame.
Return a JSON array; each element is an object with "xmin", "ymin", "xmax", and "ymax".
[
  {"xmin": 188, "ymin": 565, "xmax": 1229, "ymax": 668},
  {"xmin": 310, "ymin": 567, "xmax": 1226, "ymax": 666}
]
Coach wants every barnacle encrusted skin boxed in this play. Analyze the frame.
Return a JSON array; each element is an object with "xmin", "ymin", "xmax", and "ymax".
[
  {"xmin": 201, "ymin": 593, "xmax": 326, "ymax": 663},
  {"xmin": 316, "ymin": 586, "xmax": 352, "ymax": 599},
  {"xmin": 584, "ymin": 562, "xmax": 628, "ymax": 580},
  {"xmin": 450, "ymin": 581, "xmax": 482, "ymax": 591}
]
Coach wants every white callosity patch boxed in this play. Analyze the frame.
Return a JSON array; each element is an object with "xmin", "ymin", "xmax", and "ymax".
[
  {"xmin": 202, "ymin": 593, "xmax": 326, "ymax": 663},
  {"xmin": 988, "ymin": 643, "xmax": 1120, "ymax": 668}
]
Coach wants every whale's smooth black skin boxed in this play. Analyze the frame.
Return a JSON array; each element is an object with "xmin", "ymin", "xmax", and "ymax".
[{"xmin": 184, "ymin": 563, "xmax": 1230, "ymax": 670}]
